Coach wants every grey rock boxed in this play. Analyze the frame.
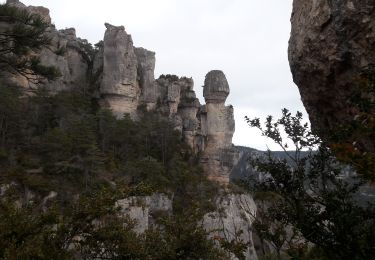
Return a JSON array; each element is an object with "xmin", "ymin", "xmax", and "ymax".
[
  {"xmin": 203, "ymin": 194, "xmax": 258, "ymax": 260},
  {"xmin": 200, "ymin": 71, "xmax": 236, "ymax": 184},
  {"xmin": 6, "ymin": 0, "xmax": 51, "ymax": 24},
  {"xmin": 101, "ymin": 23, "xmax": 138, "ymax": 96},
  {"xmin": 0, "ymin": 2, "xmax": 89, "ymax": 92},
  {"xmin": 6, "ymin": 0, "xmax": 26, "ymax": 8},
  {"xmin": 135, "ymin": 47, "xmax": 157, "ymax": 105},
  {"xmin": 100, "ymin": 23, "xmax": 140, "ymax": 118},
  {"xmin": 2, "ymin": 0, "xmax": 239, "ymax": 185},
  {"xmin": 116, "ymin": 193, "xmax": 173, "ymax": 234},
  {"xmin": 37, "ymin": 28, "xmax": 89, "ymax": 92},
  {"xmin": 27, "ymin": 5, "xmax": 51, "ymax": 24},
  {"xmin": 289, "ymin": 0, "xmax": 375, "ymax": 152},
  {"xmin": 203, "ymin": 70, "xmax": 230, "ymax": 104},
  {"xmin": 117, "ymin": 192, "xmax": 258, "ymax": 259}
]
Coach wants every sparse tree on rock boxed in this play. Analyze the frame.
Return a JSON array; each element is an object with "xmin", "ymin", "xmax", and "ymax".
[{"xmin": 0, "ymin": 3, "xmax": 60, "ymax": 83}]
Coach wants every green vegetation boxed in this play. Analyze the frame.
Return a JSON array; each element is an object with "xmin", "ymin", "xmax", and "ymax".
[
  {"xmin": 0, "ymin": 6, "xmax": 246, "ymax": 259},
  {"xmin": 329, "ymin": 68, "xmax": 375, "ymax": 180},
  {"xmin": 245, "ymin": 109, "xmax": 375, "ymax": 259},
  {"xmin": 0, "ymin": 81, "xmax": 232, "ymax": 258}
]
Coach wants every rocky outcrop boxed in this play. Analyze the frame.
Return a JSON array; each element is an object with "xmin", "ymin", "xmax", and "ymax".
[
  {"xmin": 203, "ymin": 194, "xmax": 258, "ymax": 260},
  {"xmin": 2, "ymin": 0, "xmax": 239, "ymax": 183},
  {"xmin": 99, "ymin": 23, "xmax": 140, "ymax": 119},
  {"xmin": 1, "ymin": 1, "xmax": 258, "ymax": 258},
  {"xmin": 6, "ymin": 0, "xmax": 51, "ymax": 24},
  {"xmin": 135, "ymin": 47, "xmax": 157, "ymax": 109},
  {"xmin": 3, "ymin": 0, "xmax": 91, "ymax": 92},
  {"xmin": 116, "ymin": 192, "xmax": 257, "ymax": 260},
  {"xmin": 117, "ymin": 193, "xmax": 173, "ymax": 234},
  {"xmin": 289, "ymin": 0, "xmax": 375, "ymax": 152},
  {"xmin": 150, "ymin": 71, "xmax": 237, "ymax": 184},
  {"xmin": 2, "ymin": 8, "xmax": 238, "ymax": 183}
]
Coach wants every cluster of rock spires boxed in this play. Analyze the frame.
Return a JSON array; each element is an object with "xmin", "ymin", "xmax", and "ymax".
[
  {"xmin": 96, "ymin": 23, "xmax": 237, "ymax": 184},
  {"xmin": 3, "ymin": 1, "xmax": 258, "ymax": 259},
  {"xmin": 5, "ymin": 0, "xmax": 237, "ymax": 186},
  {"xmin": 7, "ymin": 0, "xmax": 373, "ymax": 258}
]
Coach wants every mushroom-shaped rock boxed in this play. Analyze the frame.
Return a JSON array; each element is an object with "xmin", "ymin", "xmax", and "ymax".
[{"xmin": 203, "ymin": 70, "xmax": 230, "ymax": 103}]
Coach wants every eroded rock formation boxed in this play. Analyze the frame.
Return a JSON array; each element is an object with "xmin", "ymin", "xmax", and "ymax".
[
  {"xmin": 118, "ymin": 193, "xmax": 258, "ymax": 260},
  {"xmin": 289, "ymin": 0, "xmax": 375, "ymax": 152},
  {"xmin": 117, "ymin": 193, "xmax": 173, "ymax": 234},
  {"xmin": 2, "ymin": 0, "xmax": 240, "ymax": 183},
  {"xmin": 1, "ymin": 2, "xmax": 257, "ymax": 258},
  {"xmin": 100, "ymin": 23, "xmax": 140, "ymax": 119},
  {"xmin": 203, "ymin": 194, "xmax": 258, "ymax": 260},
  {"xmin": 3, "ymin": 0, "xmax": 91, "ymax": 92},
  {"xmin": 201, "ymin": 71, "xmax": 236, "ymax": 184},
  {"xmin": 93, "ymin": 22, "xmax": 238, "ymax": 183}
]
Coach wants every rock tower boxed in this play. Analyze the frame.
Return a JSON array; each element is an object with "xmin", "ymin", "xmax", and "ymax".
[{"xmin": 200, "ymin": 71, "xmax": 236, "ymax": 184}]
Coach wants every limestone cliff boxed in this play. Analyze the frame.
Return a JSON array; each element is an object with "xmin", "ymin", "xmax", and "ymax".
[
  {"xmin": 289, "ymin": 0, "xmax": 375, "ymax": 153},
  {"xmin": 3, "ymin": 0, "xmax": 91, "ymax": 92},
  {"xmin": 99, "ymin": 23, "xmax": 140, "ymax": 119},
  {"xmin": 1, "ymin": 1, "xmax": 257, "ymax": 258},
  {"xmin": 2, "ymin": 0, "xmax": 238, "ymax": 184},
  {"xmin": 117, "ymin": 193, "xmax": 258, "ymax": 260}
]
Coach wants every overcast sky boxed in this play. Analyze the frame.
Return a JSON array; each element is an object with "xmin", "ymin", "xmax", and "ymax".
[{"xmin": 18, "ymin": 0, "xmax": 307, "ymax": 150}]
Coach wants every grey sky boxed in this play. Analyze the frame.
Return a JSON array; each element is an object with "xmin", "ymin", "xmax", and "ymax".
[{"xmin": 19, "ymin": 0, "xmax": 307, "ymax": 150}]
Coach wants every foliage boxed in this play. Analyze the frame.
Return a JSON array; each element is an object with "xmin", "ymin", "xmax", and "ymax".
[
  {"xmin": 0, "ymin": 5, "xmax": 243, "ymax": 258},
  {"xmin": 245, "ymin": 109, "xmax": 375, "ymax": 259},
  {"xmin": 329, "ymin": 68, "xmax": 375, "ymax": 180},
  {"xmin": 0, "ymin": 184, "xmax": 227, "ymax": 259},
  {"xmin": 0, "ymin": 4, "xmax": 60, "ymax": 82},
  {"xmin": 0, "ymin": 78, "xmax": 227, "ymax": 258}
]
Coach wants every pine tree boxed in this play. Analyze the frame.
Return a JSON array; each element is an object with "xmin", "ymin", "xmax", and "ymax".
[{"xmin": 0, "ymin": 3, "xmax": 60, "ymax": 82}]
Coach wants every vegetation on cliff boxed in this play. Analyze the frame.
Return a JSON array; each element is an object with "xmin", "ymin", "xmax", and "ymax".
[
  {"xmin": 0, "ymin": 81, "xmax": 236, "ymax": 258},
  {"xmin": 0, "ymin": 3, "xmax": 60, "ymax": 82},
  {"xmin": 0, "ymin": 4, "xmax": 252, "ymax": 259},
  {"xmin": 245, "ymin": 109, "xmax": 375, "ymax": 259}
]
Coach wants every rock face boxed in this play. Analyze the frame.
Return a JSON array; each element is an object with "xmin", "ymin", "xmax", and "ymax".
[
  {"xmin": 100, "ymin": 23, "xmax": 140, "ymax": 119},
  {"xmin": 3, "ymin": 0, "xmax": 90, "ymax": 92},
  {"xmin": 289, "ymin": 0, "xmax": 375, "ymax": 152},
  {"xmin": 1, "ymin": 2, "xmax": 257, "ymax": 258},
  {"xmin": 203, "ymin": 194, "xmax": 258, "ymax": 260},
  {"xmin": 1, "ymin": 0, "xmax": 239, "ymax": 183},
  {"xmin": 117, "ymin": 193, "xmax": 258, "ymax": 260},
  {"xmin": 135, "ymin": 47, "xmax": 157, "ymax": 109},
  {"xmin": 117, "ymin": 193, "xmax": 173, "ymax": 234}
]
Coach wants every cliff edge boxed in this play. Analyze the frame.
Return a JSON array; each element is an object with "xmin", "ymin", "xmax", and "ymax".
[{"xmin": 289, "ymin": 0, "xmax": 375, "ymax": 154}]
